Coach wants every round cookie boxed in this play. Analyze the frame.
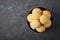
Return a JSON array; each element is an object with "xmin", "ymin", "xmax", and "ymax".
[
  {"xmin": 36, "ymin": 26, "xmax": 46, "ymax": 32},
  {"xmin": 30, "ymin": 20, "xmax": 41, "ymax": 29},
  {"xmin": 27, "ymin": 14, "xmax": 33, "ymax": 23},
  {"xmin": 44, "ymin": 20, "xmax": 52, "ymax": 28},
  {"xmin": 40, "ymin": 15, "xmax": 49, "ymax": 24},
  {"xmin": 32, "ymin": 8, "xmax": 42, "ymax": 14},
  {"xmin": 43, "ymin": 10, "xmax": 51, "ymax": 18},
  {"xmin": 32, "ymin": 8, "xmax": 42, "ymax": 19}
]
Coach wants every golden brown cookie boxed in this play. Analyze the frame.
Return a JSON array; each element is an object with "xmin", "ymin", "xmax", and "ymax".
[
  {"xmin": 44, "ymin": 20, "xmax": 52, "ymax": 28},
  {"xmin": 27, "ymin": 14, "xmax": 33, "ymax": 22},
  {"xmin": 36, "ymin": 26, "xmax": 46, "ymax": 32},
  {"xmin": 32, "ymin": 8, "xmax": 42, "ymax": 14},
  {"xmin": 43, "ymin": 10, "xmax": 51, "ymax": 18},
  {"xmin": 30, "ymin": 20, "xmax": 41, "ymax": 29},
  {"xmin": 40, "ymin": 15, "xmax": 49, "ymax": 24},
  {"xmin": 32, "ymin": 8, "xmax": 42, "ymax": 19}
]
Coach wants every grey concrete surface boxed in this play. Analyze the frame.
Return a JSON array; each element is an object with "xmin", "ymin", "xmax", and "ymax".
[{"xmin": 0, "ymin": 0, "xmax": 60, "ymax": 40}]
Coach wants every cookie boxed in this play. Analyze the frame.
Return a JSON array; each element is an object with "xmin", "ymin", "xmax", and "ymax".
[
  {"xmin": 27, "ymin": 14, "xmax": 33, "ymax": 22},
  {"xmin": 32, "ymin": 8, "xmax": 42, "ymax": 19},
  {"xmin": 30, "ymin": 20, "xmax": 41, "ymax": 29},
  {"xmin": 36, "ymin": 26, "xmax": 46, "ymax": 32},
  {"xmin": 40, "ymin": 15, "xmax": 49, "ymax": 24},
  {"xmin": 43, "ymin": 10, "xmax": 51, "ymax": 18},
  {"xmin": 44, "ymin": 20, "xmax": 52, "ymax": 28}
]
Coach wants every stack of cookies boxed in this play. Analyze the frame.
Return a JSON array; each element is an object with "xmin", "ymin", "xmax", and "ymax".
[{"xmin": 27, "ymin": 8, "xmax": 52, "ymax": 32}]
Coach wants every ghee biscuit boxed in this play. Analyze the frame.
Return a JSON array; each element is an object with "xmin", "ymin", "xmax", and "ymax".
[
  {"xmin": 44, "ymin": 20, "xmax": 52, "ymax": 28},
  {"xmin": 43, "ymin": 10, "xmax": 51, "ymax": 18},
  {"xmin": 32, "ymin": 12, "xmax": 41, "ymax": 19},
  {"xmin": 30, "ymin": 20, "xmax": 41, "ymax": 29},
  {"xmin": 27, "ymin": 14, "xmax": 33, "ymax": 22},
  {"xmin": 36, "ymin": 26, "xmax": 46, "ymax": 32},
  {"xmin": 40, "ymin": 15, "xmax": 49, "ymax": 24},
  {"xmin": 32, "ymin": 8, "xmax": 42, "ymax": 14},
  {"xmin": 32, "ymin": 8, "xmax": 42, "ymax": 19}
]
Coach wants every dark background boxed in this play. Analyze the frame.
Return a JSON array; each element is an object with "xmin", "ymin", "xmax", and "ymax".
[{"xmin": 0, "ymin": 0, "xmax": 60, "ymax": 40}]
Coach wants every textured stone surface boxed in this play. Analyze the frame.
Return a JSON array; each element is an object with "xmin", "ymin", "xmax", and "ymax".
[{"xmin": 0, "ymin": 0, "xmax": 60, "ymax": 40}]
